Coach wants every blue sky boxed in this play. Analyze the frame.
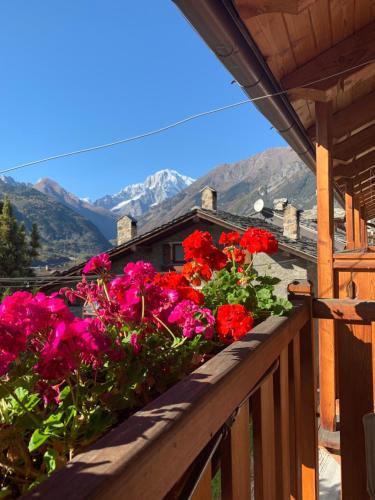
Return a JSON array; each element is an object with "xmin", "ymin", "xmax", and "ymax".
[{"xmin": 0, "ymin": 1, "xmax": 285, "ymax": 200}]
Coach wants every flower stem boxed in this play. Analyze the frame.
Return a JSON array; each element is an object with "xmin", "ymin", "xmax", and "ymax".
[
  {"xmin": 141, "ymin": 294, "xmax": 145, "ymax": 321},
  {"xmin": 152, "ymin": 314, "xmax": 176, "ymax": 342}
]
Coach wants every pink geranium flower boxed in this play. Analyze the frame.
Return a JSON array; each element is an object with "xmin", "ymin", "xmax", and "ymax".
[
  {"xmin": 83, "ymin": 253, "xmax": 112, "ymax": 274},
  {"xmin": 168, "ymin": 300, "xmax": 215, "ymax": 339}
]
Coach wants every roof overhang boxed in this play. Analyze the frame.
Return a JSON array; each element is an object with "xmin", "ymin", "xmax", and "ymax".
[{"xmin": 173, "ymin": 0, "xmax": 375, "ymax": 215}]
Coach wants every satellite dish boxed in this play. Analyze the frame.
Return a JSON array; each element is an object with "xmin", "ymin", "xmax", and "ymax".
[{"xmin": 254, "ymin": 198, "xmax": 264, "ymax": 213}]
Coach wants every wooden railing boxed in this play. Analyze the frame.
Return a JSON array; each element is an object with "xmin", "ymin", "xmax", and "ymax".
[{"xmin": 28, "ymin": 282, "xmax": 318, "ymax": 500}]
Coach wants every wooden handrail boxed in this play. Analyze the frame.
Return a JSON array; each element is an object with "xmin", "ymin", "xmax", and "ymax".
[
  {"xmin": 27, "ymin": 303, "xmax": 312, "ymax": 500},
  {"xmin": 313, "ymin": 297, "xmax": 375, "ymax": 323}
]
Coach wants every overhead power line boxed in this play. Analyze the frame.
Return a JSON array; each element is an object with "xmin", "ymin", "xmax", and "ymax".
[{"xmin": 0, "ymin": 57, "xmax": 374, "ymax": 176}]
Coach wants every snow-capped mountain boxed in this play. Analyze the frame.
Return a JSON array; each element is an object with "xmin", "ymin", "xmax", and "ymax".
[
  {"xmin": 94, "ymin": 169, "xmax": 195, "ymax": 218},
  {"xmin": 0, "ymin": 175, "xmax": 18, "ymax": 186}
]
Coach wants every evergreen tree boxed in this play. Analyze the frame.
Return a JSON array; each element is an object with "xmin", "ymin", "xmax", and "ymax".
[
  {"xmin": 0, "ymin": 196, "xmax": 41, "ymax": 277},
  {"xmin": 29, "ymin": 223, "xmax": 41, "ymax": 260}
]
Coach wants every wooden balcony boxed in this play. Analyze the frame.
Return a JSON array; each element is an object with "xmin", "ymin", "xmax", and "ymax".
[{"xmin": 21, "ymin": 279, "xmax": 371, "ymax": 499}]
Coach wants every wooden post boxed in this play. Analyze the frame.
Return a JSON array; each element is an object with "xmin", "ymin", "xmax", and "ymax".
[
  {"xmin": 288, "ymin": 282, "xmax": 318, "ymax": 499},
  {"xmin": 345, "ymin": 179, "xmax": 354, "ymax": 250},
  {"xmin": 315, "ymin": 101, "xmax": 336, "ymax": 432},
  {"xmin": 354, "ymin": 197, "xmax": 361, "ymax": 248},
  {"xmin": 360, "ymin": 206, "xmax": 368, "ymax": 248}
]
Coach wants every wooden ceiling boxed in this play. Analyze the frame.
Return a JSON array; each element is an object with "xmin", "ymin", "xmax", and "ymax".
[{"xmin": 233, "ymin": 0, "xmax": 375, "ymax": 218}]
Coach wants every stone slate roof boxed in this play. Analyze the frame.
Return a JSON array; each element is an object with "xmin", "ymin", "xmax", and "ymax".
[
  {"xmin": 199, "ymin": 209, "xmax": 317, "ymax": 262},
  {"xmin": 56, "ymin": 207, "xmax": 318, "ymax": 278}
]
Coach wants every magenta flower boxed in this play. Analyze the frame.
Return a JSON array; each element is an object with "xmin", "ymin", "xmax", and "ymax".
[
  {"xmin": 122, "ymin": 261, "xmax": 156, "ymax": 286},
  {"xmin": 168, "ymin": 300, "xmax": 215, "ymax": 339},
  {"xmin": 130, "ymin": 333, "xmax": 141, "ymax": 355},
  {"xmin": 83, "ymin": 253, "xmax": 112, "ymax": 274}
]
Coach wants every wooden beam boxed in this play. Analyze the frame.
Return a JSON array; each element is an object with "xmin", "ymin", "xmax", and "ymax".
[
  {"xmin": 308, "ymin": 91, "xmax": 375, "ymax": 141},
  {"xmin": 333, "ymin": 124, "xmax": 375, "ymax": 162},
  {"xmin": 282, "ymin": 21, "xmax": 375, "ymax": 98},
  {"xmin": 313, "ymin": 298, "xmax": 375, "ymax": 323},
  {"xmin": 234, "ymin": 0, "xmax": 315, "ymax": 17},
  {"xmin": 334, "ymin": 150, "xmax": 375, "ymax": 178},
  {"xmin": 315, "ymin": 100, "xmax": 336, "ymax": 432},
  {"xmin": 345, "ymin": 180, "xmax": 354, "ymax": 250}
]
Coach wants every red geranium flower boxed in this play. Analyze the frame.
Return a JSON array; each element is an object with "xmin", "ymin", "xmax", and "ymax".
[
  {"xmin": 183, "ymin": 261, "xmax": 212, "ymax": 285},
  {"xmin": 219, "ymin": 231, "xmax": 241, "ymax": 246},
  {"xmin": 216, "ymin": 304, "xmax": 253, "ymax": 343},
  {"xmin": 153, "ymin": 272, "xmax": 189, "ymax": 289},
  {"xmin": 182, "ymin": 230, "xmax": 227, "ymax": 271},
  {"xmin": 153, "ymin": 272, "xmax": 204, "ymax": 305},
  {"xmin": 240, "ymin": 228, "xmax": 278, "ymax": 254},
  {"xmin": 183, "ymin": 230, "xmax": 214, "ymax": 261},
  {"xmin": 223, "ymin": 247, "xmax": 246, "ymax": 265}
]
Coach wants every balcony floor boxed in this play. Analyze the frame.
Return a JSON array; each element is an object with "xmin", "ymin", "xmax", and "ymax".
[{"xmin": 319, "ymin": 447, "xmax": 340, "ymax": 499}]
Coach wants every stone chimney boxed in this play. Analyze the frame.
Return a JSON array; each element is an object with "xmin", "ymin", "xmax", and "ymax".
[
  {"xmin": 201, "ymin": 186, "xmax": 217, "ymax": 211},
  {"xmin": 117, "ymin": 215, "xmax": 137, "ymax": 245},
  {"xmin": 273, "ymin": 198, "xmax": 288, "ymax": 211},
  {"xmin": 283, "ymin": 204, "xmax": 300, "ymax": 240}
]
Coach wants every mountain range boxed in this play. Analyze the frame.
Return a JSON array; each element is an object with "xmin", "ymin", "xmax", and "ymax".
[
  {"xmin": 94, "ymin": 169, "xmax": 195, "ymax": 217},
  {"xmin": 138, "ymin": 148, "xmax": 316, "ymax": 234},
  {"xmin": 0, "ymin": 148, "xmax": 317, "ymax": 266},
  {"xmin": 0, "ymin": 176, "xmax": 110, "ymax": 266}
]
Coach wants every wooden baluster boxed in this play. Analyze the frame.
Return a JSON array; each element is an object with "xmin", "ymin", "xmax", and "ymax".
[
  {"xmin": 372, "ymin": 322, "xmax": 375, "ymax": 412},
  {"xmin": 289, "ymin": 336, "xmax": 302, "ymax": 500},
  {"xmin": 274, "ymin": 348, "xmax": 291, "ymax": 500},
  {"xmin": 191, "ymin": 461, "xmax": 212, "ymax": 500},
  {"xmin": 252, "ymin": 376, "xmax": 276, "ymax": 500},
  {"xmin": 221, "ymin": 399, "xmax": 250, "ymax": 500},
  {"xmin": 299, "ymin": 316, "xmax": 318, "ymax": 498},
  {"xmin": 344, "ymin": 179, "xmax": 354, "ymax": 250}
]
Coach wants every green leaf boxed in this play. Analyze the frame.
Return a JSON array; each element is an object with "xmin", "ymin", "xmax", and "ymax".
[
  {"xmin": 43, "ymin": 449, "xmax": 58, "ymax": 474},
  {"xmin": 256, "ymin": 275, "xmax": 280, "ymax": 286},
  {"xmin": 29, "ymin": 429, "xmax": 49, "ymax": 452},
  {"xmin": 59, "ymin": 385, "xmax": 71, "ymax": 401}
]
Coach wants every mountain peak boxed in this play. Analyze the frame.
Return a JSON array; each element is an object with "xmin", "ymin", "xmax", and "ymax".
[
  {"xmin": 94, "ymin": 169, "xmax": 195, "ymax": 217},
  {"xmin": 0, "ymin": 175, "xmax": 17, "ymax": 186}
]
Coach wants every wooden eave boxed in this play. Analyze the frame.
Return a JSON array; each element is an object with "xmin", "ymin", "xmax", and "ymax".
[{"xmin": 232, "ymin": 0, "xmax": 375, "ymax": 219}]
